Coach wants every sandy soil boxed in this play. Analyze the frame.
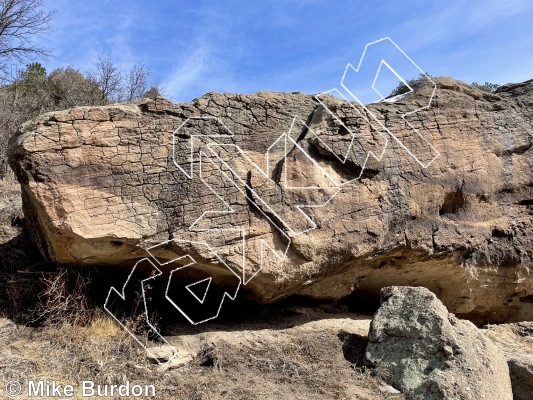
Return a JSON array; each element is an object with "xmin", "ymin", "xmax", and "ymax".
[{"xmin": 0, "ymin": 304, "xmax": 406, "ymax": 400}]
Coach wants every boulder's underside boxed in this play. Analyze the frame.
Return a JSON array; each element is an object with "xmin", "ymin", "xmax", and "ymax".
[{"xmin": 8, "ymin": 77, "xmax": 533, "ymax": 323}]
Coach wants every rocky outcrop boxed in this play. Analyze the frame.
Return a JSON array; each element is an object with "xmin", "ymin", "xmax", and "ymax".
[
  {"xmin": 7, "ymin": 77, "xmax": 533, "ymax": 322},
  {"xmin": 365, "ymin": 286, "xmax": 513, "ymax": 400}
]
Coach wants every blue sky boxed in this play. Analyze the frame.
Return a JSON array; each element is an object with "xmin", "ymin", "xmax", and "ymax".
[{"xmin": 38, "ymin": 0, "xmax": 533, "ymax": 103}]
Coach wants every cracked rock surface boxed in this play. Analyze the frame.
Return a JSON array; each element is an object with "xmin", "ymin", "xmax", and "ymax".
[{"xmin": 7, "ymin": 77, "xmax": 533, "ymax": 323}]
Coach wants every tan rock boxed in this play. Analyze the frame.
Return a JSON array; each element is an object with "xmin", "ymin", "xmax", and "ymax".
[
  {"xmin": 7, "ymin": 77, "xmax": 533, "ymax": 322},
  {"xmin": 485, "ymin": 322, "xmax": 533, "ymax": 400}
]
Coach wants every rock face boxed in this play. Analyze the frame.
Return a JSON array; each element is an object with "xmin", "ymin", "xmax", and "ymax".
[
  {"xmin": 365, "ymin": 286, "xmax": 513, "ymax": 400},
  {"xmin": 486, "ymin": 322, "xmax": 533, "ymax": 400},
  {"xmin": 508, "ymin": 357, "xmax": 533, "ymax": 400},
  {"xmin": 7, "ymin": 77, "xmax": 533, "ymax": 322}
]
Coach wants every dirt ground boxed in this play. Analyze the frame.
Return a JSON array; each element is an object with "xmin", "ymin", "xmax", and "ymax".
[{"xmin": 0, "ymin": 304, "xmax": 406, "ymax": 400}]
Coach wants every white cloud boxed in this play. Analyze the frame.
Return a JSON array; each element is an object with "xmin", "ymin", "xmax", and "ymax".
[{"xmin": 161, "ymin": 42, "xmax": 212, "ymax": 101}]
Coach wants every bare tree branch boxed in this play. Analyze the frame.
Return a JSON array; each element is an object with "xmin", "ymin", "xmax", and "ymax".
[
  {"xmin": 0, "ymin": 0, "xmax": 53, "ymax": 74},
  {"xmin": 124, "ymin": 64, "xmax": 147, "ymax": 102},
  {"xmin": 92, "ymin": 55, "xmax": 123, "ymax": 103}
]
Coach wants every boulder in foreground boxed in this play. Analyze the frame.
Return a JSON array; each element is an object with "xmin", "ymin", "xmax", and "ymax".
[{"xmin": 365, "ymin": 286, "xmax": 513, "ymax": 400}]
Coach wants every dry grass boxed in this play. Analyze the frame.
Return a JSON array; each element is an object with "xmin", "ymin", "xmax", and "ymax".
[
  {"xmin": 4, "ymin": 267, "xmax": 101, "ymax": 326},
  {"xmin": 1, "ymin": 317, "xmax": 148, "ymax": 386},
  {"xmin": 83, "ymin": 314, "xmax": 125, "ymax": 337},
  {"xmin": 0, "ymin": 314, "xmax": 406, "ymax": 400}
]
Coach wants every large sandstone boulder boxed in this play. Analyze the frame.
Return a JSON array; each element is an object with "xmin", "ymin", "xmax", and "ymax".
[
  {"xmin": 7, "ymin": 77, "xmax": 533, "ymax": 322},
  {"xmin": 365, "ymin": 286, "xmax": 513, "ymax": 400}
]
